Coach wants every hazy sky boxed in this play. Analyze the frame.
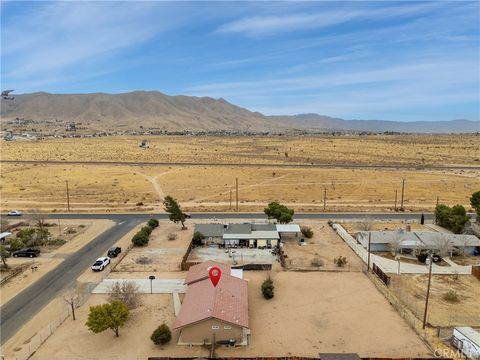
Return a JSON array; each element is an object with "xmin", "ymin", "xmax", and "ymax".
[{"xmin": 1, "ymin": 1, "xmax": 479, "ymax": 121}]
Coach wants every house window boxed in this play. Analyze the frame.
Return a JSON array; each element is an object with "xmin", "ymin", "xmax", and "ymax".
[
  {"xmin": 224, "ymin": 325, "xmax": 231, "ymax": 330},
  {"xmin": 212, "ymin": 326, "xmax": 220, "ymax": 330}
]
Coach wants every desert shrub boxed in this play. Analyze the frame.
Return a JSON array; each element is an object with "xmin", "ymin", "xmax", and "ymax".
[
  {"xmin": 66, "ymin": 228, "xmax": 77, "ymax": 234},
  {"xmin": 141, "ymin": 226, "xmax": 153, "ymax": 235},
  {"xmin": 301, "ymin": 226, "xmax": 314, "ymax": 238},
  {"xmin": 334, "ymin": 256, "xmax": 348, "ymax": 267},
  {"xmin": 147, "ymin": 219, "xmax": 159, "ymax": 228},
  {"xmin": 108, "ymin": 281, "xmax": 141, "ymax": 309},
  {"xmin": 167, "ymin": 233, "xmax": 177, "ymax": 241},
  {"xmin": 311, "ymin": 257, "xmax": 324, "ymax": 268},
  {"xmin": 7, "ymin": 238, "xmax": 25, "ymax": 251},
  {"xmin": 443, "ymin": 290, "xmax": 460, "ymax": 303},
  {"xmin": 261, "ymin": 277, "xmax": 274, "ymax": 299},
  {"xmin": 46, "ymin": 238, "xmax": 66, "ymax": 246},
  {"xmin": 151, "ymin": 324, "xmax": 172, "ymax": 345},
  {"xmin": 192, "ymin": 231, "xmax": 204, "ymax": 246},
  {"xmin": 136, "ymin": 202, "xmax": 144, "ymax": 206},
  {"xmin": 78, "ymin": 224, "xmax": 86, "ymax": 228},
  {"xmin": 132, "ymin": 232, "xmax": 149, "ymax": 247}
]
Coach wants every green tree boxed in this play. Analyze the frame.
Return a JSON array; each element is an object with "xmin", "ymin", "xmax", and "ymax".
[
  {"xmin": 470, "ymin": 191, "xmax": 480, "ymax": 219},
  {"xmin": 163, "ymin": 195, "xmax": 186, "ymax": 229},
  {"xmin": 151, "ymin": 324, "xmax": 172, "ymax": 345},
  {"xmin": 85, "ymin": 300, "xmax": 129, "ymax": 337},
  {"xmin": 141, "ymin": 225, "xmax": 153, "ymax": 236},
  {"xmin": 264, "ymin": 201, "xmax": 294, "ymax": 224},
  {"xmin": 0, "ymin": 245, "xmax": 11, "ymax": 269},
  {"xmin": 261, "ymin": 277, "xmax": 274, "ymax": 299},
  {"xmin": 434, "ymin": 204, "xmax": 469, "ymax": 234},
  {"xmin": 192, "ymin": 231, "xmax": 204, "ymax": 246}
]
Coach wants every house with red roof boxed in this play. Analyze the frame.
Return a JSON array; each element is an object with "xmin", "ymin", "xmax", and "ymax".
[{"xmin": 174, "ymin": 261, "xmax": 250, "ymax": 346}]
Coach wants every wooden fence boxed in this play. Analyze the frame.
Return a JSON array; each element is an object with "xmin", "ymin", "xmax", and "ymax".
[
  {"xmin": 372, "ymin": 263, "xmax": 391, "ymax": 286},
  {"xmin": 0, "ymin": 263, "xmax": 29, "ymax": 287}
]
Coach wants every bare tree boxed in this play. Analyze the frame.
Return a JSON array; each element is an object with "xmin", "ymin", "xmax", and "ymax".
[
  {"xmin": 436, "ymin": 234, "xmax": 454, "ymax": 257},
  {"xmin": 389, "ymin": 229, "xmax": 404, "ymax": 256},
  {"xmin": 63, "ymin": 290, "xmax": 81, "ymax": 320},
  {"xmin": 108, "ymin": 281, "xmax": 141, "ymax": 309},
  {"xmin": 359, "ymin": 216, "xmax": 373, "ymax": 232},
  {"xmin": 28, "ymin": 209, "xmax": 47, "ymax": 230}
]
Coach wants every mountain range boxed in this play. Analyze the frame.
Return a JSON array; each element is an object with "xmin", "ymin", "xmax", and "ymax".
[{"xmin": 1, "ymin": 91, "xmax": 478, "ymax": 133}]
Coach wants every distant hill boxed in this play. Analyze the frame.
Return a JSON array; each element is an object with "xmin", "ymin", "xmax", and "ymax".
[
  {"xmin": 1, "ymin": 91, "xmax": 478, "ymax": 134},
  {"xmin": 270, "ymin": 114, "xmax": 480, "ymax": 133}
]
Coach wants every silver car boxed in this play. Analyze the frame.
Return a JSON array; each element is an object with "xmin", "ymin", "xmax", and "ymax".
[{"xmin": 91, "ymin": 256, "xmax": 110, "ymax": 271}]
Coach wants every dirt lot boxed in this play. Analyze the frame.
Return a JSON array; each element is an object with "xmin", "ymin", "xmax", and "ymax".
[
  {"xmin": 341, "ymin": 220, "xmax": 430, "ymax": 234},
  {"xmin": 390, "ymin": 274, "xmax": 480, "ymax": 327},
  {"xmin": 282, "ymin": 220, "xmax": 364, "ymax": 271},
  {"xmin": 114, "ymin": 221, "xmax": 193, "ymax": 273},
  {"xmin": 30, "ymin": 271, "xmax": 431, "ymax": 359},
  {"xmin": 1, "ymin": 135, "xmax": 479, "ymax": 213}
]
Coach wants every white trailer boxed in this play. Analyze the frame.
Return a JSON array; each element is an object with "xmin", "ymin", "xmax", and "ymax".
[{"xmin": 452, "ymin": 327, "xmax": 480, "ymax": 360}]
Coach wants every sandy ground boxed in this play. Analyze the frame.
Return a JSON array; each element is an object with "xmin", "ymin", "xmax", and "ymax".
[
  {"xmin": 31, "ymin": 272, "xmax": 431, "ymax": 359},
  {"xmin": 390, "ymin": 274, "xmax": 480, "ymax": 327},
  {"xmin": 114, "ymin": 221, "xmax": 193, "ymax": 273},
  {"xmin": 282, "ymin": 220, "xmax": 364, "ymax": 271},
  {"xmin": 341, "ymin": 220, "xmax": 430, "ymax": 234},
  {"xmin": 1, "ymin": 164, "xmax": 478, "ymax": 213}
]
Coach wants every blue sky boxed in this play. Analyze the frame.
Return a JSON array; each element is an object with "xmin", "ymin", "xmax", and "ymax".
[{"xmin": 1, "ymin": 1, "xmax": 479, "ymax": 121}]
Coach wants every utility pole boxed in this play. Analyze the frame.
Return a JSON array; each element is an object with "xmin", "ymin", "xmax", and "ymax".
[
  {"xmin": 367, "ymin": 232, "xmax": 371, "ymax": 271},
  {"xmin": 65, "ymin": 180, "xmax": 70, "ymax": 212},
  {"xmin": 229, "ymin": 190, "xmax": 232, "ymax": 211},
  {"xmin": 422, "ymin": 252, "xmax": 433, "ymax": 329},
  {"xmin": 235, "ymin": 178, "xmax": 239, "ymax": 211},
  {"xmin": 394, "ymin": 190, "xmax": 398, "ymax": 211},
  {"xmin": 436, "ymin": 196, "xmax": 439, "ymax": 207},
  {"xmin": 400, "ymin": 179, "xmax": 406, "ymax": 211},
  {"xmin": 323, "ymin": 187, "xmax": 327, "ymax": 211}
]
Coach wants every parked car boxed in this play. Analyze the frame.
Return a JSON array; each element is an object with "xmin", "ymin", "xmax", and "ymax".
[
  {"xmin": 7, "ymin": 210, "xmax": 22, "ymax": 216},
  {"xmin": 107, "ymin": 246, "xmax": 121, "ymax": 258},
  {"xmin": 91, "ymin": 256, "xmax": 110, "ymax": 271},
  {"xmin": 417, "ymin": 253, "xmax": 442, "ymax": 264},
  {"xmin": 184, "ymin": 213, "xmax": 191, "ymax": 219},
  {"xmin": 12, "ymin": 248, "xmax": 40, "ymax": 258}
]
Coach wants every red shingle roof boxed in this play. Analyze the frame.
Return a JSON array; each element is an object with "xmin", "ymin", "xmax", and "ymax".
[
  {"xmin": 174, "ymin": 263, "xmax": 249, "ymax": 330},
  {"xmin": 184, "ymin": 260, "xmax": 230, "ymax": 285}
]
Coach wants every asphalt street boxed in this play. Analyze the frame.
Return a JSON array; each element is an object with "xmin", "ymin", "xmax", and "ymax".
[{"xmin": 0, "ymin": 217, "xmax": 142, "ymax": 345}]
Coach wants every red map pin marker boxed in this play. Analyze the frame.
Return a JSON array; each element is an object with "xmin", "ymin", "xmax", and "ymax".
[{"xmin": 209, "ymin": 266, "xmax": 222, "ymax": 287}]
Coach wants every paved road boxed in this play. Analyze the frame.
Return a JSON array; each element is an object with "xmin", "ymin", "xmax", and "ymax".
[
  {"xmin": 2, "ymin": 159, "xmax": 479, "ymax": 170},
  {"xmin": 39, "ymin": 211, "xmax": 437, "ymax": 221},
  {"xmin": 0, "ymin": 217, "xmax": 142, "ymax": 345}
]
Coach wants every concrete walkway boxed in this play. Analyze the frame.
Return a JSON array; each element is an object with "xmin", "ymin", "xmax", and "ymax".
[
  {"xmin": 332, "ymin": 224, "xmax": 472, "ymax": 275},
  {"xmin": 92, "ymin": 278, "xmax": 187, "ymax": 294},
  {"xmin": 424, "ymin": 223, "xmax": 453, "ymax": 234}
]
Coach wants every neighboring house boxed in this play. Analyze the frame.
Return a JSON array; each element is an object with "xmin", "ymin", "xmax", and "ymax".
[
  {"xmin": 452, "ymin": 327, "xmax": 480, "ymax": 360},
  {"xmin": 174, "ymin": 261, "xmax": 249, "ymax": 346},
  {"xmin": 194, "ymin": 224, "xmax": 225, "ymax": 245},
  {"xmin": 356, "ymin": 230, "xmax": 480, "ymax": 255},
  {"xmin": 193, "ymin": 223, "xmax": 300, "ymax": 248}
]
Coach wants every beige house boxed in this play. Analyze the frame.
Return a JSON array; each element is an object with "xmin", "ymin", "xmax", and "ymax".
[{"xmin": 174, "ymin": 261, "xmax": 250, "ymax": 346}]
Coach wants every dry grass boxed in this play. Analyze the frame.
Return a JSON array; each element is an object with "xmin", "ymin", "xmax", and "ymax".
[
  {"xmin": 1, "ymin": 135, "xmax": 479, "ymax": 212},
  {"xmin": 2, "ymin": 134, "xmax": 479, "ymax": 166}
]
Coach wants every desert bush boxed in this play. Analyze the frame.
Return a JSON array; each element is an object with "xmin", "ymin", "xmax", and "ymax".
[
  {"xmin": 301, "ymin": 226, "xmax": 314, "ymax": 238},
  {"xmin": 311, "ymin": 257, "xmax": 324, "ymax": 268},
  {"xmin": 132, "ymin": 231, "xmax": 149, "ymax": 247},
  {"xmin": 261, "ymin": 277, "xmax": 274, "ymax": 299},
  {"xmin": 147, "ymin": 219, "xmax": 159, "ymax": 228},
  {"xmin": 7, "ymin": 238, "xmax": 25, "ymax": 251},
  {"xmin": 136, "ymin": 202, "xmax": 144, "ymax": 206},
  {"xmin": 167, "ymin": 233, "xmax": 177, "ymax": 241},
  {"xmin": 334, "ymin": 256, "xmax": 348, "ymax": 267},
  {"xmin": 141, "ymin": 226, "xmax": 153, "ymax": 235},
  {"xmin": 66, "ymin": 228, "xmax": 77, "ymax": 234},
  {"xmin": 443, "ymin": 290, "xmax": 460, "ymax": 303},
  {"xmin": 151, "ymin": 324, "xmax": 172, "ymax": 345},
  {"xmin": 79, "ymin": 224, "xmax": 86, "ymax": 228},
  {"xmin": 46, "ymin": 238, "xmax": 66, "ymax": 246},
  {"xmin": 108, "ymin": 281, "xmax": 141, "ymax": 309}
]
